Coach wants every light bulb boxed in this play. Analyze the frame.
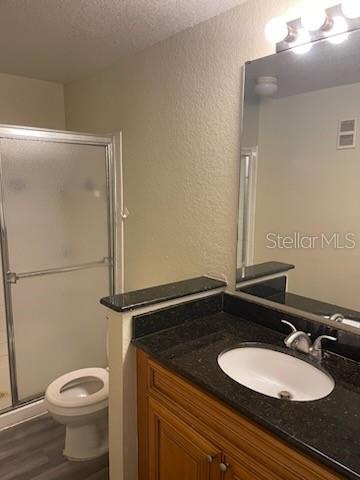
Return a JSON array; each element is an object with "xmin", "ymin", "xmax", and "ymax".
[
  {"xmin": 290, "ymin": 29, "xmax": 312, "ymax": 54},
  {"xmin": 301, "ymin": 3, "xmax": 327, "ymax": 31},
  {"xmin": 326, "ymin": 16, "xmax": 349, "ymax": 44},
  {"xmin": 265, "ymin": 17, "xmax": 289, "ymax": 43},
  {"xmin": 341, "ymin": 0, "xmax": 360, "ymax": 19}
]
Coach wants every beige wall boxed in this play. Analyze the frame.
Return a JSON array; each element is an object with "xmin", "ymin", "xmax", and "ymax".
[
  {"xmin": 254, "ymin": 83, "xmax": 360, "ymax": 310},
  {"xmin": 64, "ymin": 0, "xmax": 300, "ymax": 291},
  {"xmin": 0, "ymin": 73, "xmax": 65, "ymax": 129}
]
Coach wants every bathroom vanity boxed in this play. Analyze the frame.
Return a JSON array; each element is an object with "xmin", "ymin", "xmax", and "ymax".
[
  {"xmin": 132, "ymin": 292, "xmax": 360, "ymax": 480},
  {"xmin": 136, "ymin": 352, "xmax": 343, "ymax": 480}
]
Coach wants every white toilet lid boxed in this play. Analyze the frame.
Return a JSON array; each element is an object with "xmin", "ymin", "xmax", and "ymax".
[{"xmin": 45, "ymin": 367, "xmax": 109, "ymax": 408}]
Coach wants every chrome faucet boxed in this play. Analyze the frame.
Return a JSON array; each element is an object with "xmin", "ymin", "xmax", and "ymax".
[
  {"xmin": 311, "ymin": 335, "xmax": 337, "ymax": 360},
  {"xmin": 281, "ymin": 320, "xmax": 336, "ymax": 360},
  {"xmin": 281, "ymin": 320, "xmax": 312, "ymax": 354},
  {"xmin": 326, "ymin": 313, "xmax": 345, "ymax": 323},
  {"xmin": 323, "ymin": 312, "xmax": 360, "ymax": 326}
]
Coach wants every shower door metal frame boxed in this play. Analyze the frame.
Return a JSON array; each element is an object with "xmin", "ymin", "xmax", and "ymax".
[
  {"xmin": 0, "ymin": 125, "xmax": 118, "ymax": 409},
  {"xmin": 239, "ymin": 147, "xmax": 258, "ymax": 270}
]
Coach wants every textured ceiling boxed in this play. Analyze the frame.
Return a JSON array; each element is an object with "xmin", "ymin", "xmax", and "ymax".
[{"xmin": 0, "ymin": 0, "xmax": 249, "ymax": 83}]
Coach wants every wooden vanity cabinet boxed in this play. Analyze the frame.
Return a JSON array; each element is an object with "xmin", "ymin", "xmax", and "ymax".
[
  {"xmin": 137, "ymin": 350, "xmax": 344, "ymax": 480},
  {"xmin": 148, "ymin": 397, "xmax": 221, "ymax": 480}
]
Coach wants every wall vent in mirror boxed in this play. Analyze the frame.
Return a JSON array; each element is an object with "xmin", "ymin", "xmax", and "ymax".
[
  {"xmin": 338, "ymin": 119, "xmax": 356, "ymax": 149},
  {"xmin": 265, "ymin": 2, "xmax": 360, "ymax": 54}
]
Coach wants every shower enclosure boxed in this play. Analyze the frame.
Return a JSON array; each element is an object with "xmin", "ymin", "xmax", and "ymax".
[{"xmin": 0, "ymin": 125, "xmax": 117, "ymax": 413}]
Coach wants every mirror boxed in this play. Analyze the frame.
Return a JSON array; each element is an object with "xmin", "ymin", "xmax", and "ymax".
[{"xmin": 237, "ymin": 28, "xmax": 360, "ymax": 334}]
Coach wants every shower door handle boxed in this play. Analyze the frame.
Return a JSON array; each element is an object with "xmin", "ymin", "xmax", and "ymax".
[{"xmin": 6, "ymin": 257, "xmax": 112, "ymax": 284}]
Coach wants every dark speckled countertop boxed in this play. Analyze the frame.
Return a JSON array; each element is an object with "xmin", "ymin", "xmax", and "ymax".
[
  {"xmin": 100, "ymin": 276, "xmax": 226, "ymax": 312},
  {"xmin": 236, "ymin": 261, "xmax": 294, "ymax": 283},
  {"xmin": 133, "ymin": 312, "xmax": 360, "ymax": 479}
]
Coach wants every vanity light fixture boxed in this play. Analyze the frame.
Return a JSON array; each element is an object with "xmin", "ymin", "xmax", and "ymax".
[
  {"xmin": 326, "ymin": 16, "xmax": 349, "ymax": 44},
  {"xmin": 264, "ymin": 16, "xmax": 295, "ymax": 43},
  {"xmin": 342, "ymin": 0, "xmax": 360, "ymax": 19},
  {"xmin": 265, "ymin": 1, "xmax": 360, "ymax": 53},
  {"xmin": 300, "ymin": 2, "xmax": 329, "ymax": 32},
  {"xmin": 290, "ymin": 29, "xmax": 312, "ymax": 54}
]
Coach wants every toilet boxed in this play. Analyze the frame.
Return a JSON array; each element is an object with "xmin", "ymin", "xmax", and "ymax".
[{"xmin": 45, "ymin": 366, "xmax": 109, "ymax": 461}]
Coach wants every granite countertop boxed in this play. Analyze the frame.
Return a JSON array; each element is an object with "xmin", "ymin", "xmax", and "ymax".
[
  {"xmin": 100, "ymin": 276, "xmax": 226, "ymax": 312},
  {"xmin": 133, "ymin": 313, "xmax": 360, "ymax": 479},
  {"xmin": 275, "ymin": 292, "xmax": 360, "ymax": 320},
  {"xmin": 236, "ymin": 261, "xmax": 294, "ymax": 284}
]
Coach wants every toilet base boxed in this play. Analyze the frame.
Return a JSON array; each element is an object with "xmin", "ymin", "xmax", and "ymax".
[
  {"xmin": 63, "ymin": 413, "xmax": 108, "ymax": 461},
  {"xmin": 64, "ymin": 446, "xmax": 108, "ymax": 462}
]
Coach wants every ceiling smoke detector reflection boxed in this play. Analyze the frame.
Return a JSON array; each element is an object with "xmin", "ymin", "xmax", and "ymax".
[{"xmin": 255, "ymin": 76, "xmax": 278, "ymax": 97}]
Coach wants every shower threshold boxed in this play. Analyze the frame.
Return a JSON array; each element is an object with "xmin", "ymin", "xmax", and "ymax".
[{"xmin": 0, "ymin": 398, "xmax": 46, "ymax": 431}]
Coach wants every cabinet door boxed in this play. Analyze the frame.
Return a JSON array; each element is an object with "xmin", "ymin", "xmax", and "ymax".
[
  {"xmin": 148, "ymin": 397, "xmax": 221, "ymax": 480},
  {"xmin": 222, "ymin": 452, "xmax": 283, "ymax": 480}
]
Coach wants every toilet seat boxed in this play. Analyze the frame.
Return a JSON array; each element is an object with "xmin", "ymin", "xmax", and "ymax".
[{"xmin": 46, "ymin": 367, "xmax": 108, "ymax": 409}]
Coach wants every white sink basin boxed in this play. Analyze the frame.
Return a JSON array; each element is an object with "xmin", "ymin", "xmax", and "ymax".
[{"xmin": 218, "ymin": 345, "xmax": 335, "ymax": 402}]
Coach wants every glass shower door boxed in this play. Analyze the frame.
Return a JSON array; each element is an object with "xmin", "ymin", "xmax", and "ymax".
[{"xmin": 0, "ymin": 138, "xmax": 112, "ymax": 403}]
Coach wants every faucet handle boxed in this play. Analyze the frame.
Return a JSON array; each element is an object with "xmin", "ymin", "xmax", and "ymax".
[
  {"xmin": 281, "ymin": 320, "xmax": 297, "ymax": 332},
  {"xmin": 313, "ymin": 335, "xmax": 337, "ymax": 349},
  {"xmin": 281, "ymin": 320, "xmax": 311, "ymax": 337},
  {"xmin": 326, "ymin": 313, "xmax": 345, "ymax": 323},
  {"xmin": 311, "ymin": 335, "xmax": 337, "ymax": 360}
]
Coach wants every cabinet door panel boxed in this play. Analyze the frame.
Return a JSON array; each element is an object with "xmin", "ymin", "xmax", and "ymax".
[{"xmin": 149, "ymin": 397, "xmax": 221, "ymax": 480}]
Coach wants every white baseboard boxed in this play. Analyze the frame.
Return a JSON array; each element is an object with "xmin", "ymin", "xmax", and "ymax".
[{"xmin": 0, "ymin": 399, "xmax": 47, "ymax": 431}]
